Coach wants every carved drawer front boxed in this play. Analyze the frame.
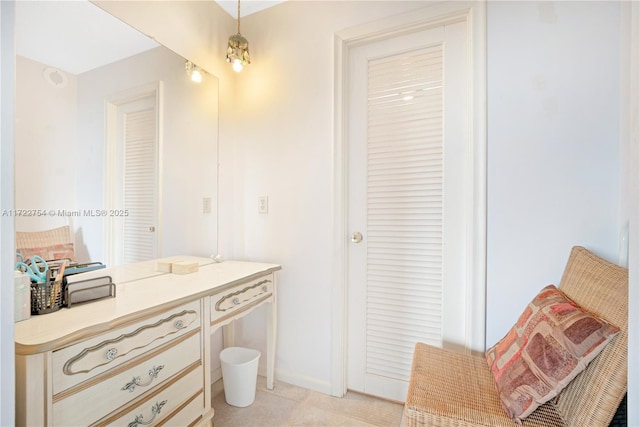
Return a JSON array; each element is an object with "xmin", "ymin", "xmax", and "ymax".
[
  {"xmin": 162, "ymin": 392, "xmax": 206, "ymax": 426},
  {"xmin": 52, "ymin": 300, "xmax": 200, "ymax": 394},
  {"xmin": 96, "ymin": 364, "xmax": 203, "ymax": 427},
  {"xmin": 210, "ymin": 274, "xmax": 274, "ymax": 324},
  {"xmin": 52, "ymin": 332, "xmax": 201, "ymax": 427}
]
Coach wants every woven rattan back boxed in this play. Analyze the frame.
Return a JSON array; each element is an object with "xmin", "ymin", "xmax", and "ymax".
[
  {"xmin": 556, "ymin": 246, "xmax": 628, "ymax": 426},
  {"xmin": 16, "ymin": 225, "xmax": 73, "ymax": 249}
]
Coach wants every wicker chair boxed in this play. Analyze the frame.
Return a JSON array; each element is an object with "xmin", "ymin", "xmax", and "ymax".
[
  {"xmin": 404, "ymin": 246, "xmax": 628, "ymax": 426},
  {"xmin": 15, "ymin": 225, "xmax": 76, "ymax": 261}
]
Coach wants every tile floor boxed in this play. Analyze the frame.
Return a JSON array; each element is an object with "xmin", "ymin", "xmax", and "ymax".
[{"xmin": 211, "ymin": 376, "xmax": 404, "ymax": 427}]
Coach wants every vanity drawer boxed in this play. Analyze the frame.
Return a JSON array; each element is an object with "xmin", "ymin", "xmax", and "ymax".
[
  {"xmin": 210, "ymin": 274, "xmax": 274, "ymax": 324},
  {"xmin": 52, "ymin": 300, "xmax": 201, "ymax": 394},
  {"xmin": 52, "ymin": 332, "xmax": 201, "ymax": 427},
  {"xmin": 97, "ymin": 364, "xmax": 204, "ymax": 427},
  {"xmin": 162, "ymin": 392, "xmax": 207, "ymax": 427}
]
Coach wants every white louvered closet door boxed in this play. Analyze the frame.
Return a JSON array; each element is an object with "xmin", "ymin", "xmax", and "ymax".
[
  {"xmin": 347, "ymin": 21, "xmax": 468, "ymax": 401},
  {"xmin": 115, "ymin": 95, "xmax": 159, "ymax": 264}
]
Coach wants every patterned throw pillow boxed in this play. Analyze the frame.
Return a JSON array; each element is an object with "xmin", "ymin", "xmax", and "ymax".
[{"xmin": 486, "ymin": 285, "xmax": 620, "ymax": 423}]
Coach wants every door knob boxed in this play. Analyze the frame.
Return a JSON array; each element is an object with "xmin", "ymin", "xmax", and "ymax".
[
  {"xmin": 148, "ymin": 226, "xmax": 155, "ymax": 232},
  {"xmin": 351, "ymin": 232, "xmax": 363, "ymax": 243}
]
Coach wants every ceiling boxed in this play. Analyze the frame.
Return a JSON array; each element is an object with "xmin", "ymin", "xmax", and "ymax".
[
  {"xmin": 15, "ymin": 1, "xmax": 159, "ymax": 75},
  {"xmin": 217, "ymin": 0, "xmax": 286, "ymax": 18},
  {"xmin": 15, "ymin": 0, "xmax": 285, "ymax": 76}
]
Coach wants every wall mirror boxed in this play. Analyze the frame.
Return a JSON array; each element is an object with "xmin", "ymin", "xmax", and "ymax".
[{"xmin": 14, "ymin": 1, "xmax": 219, "ymax": 266}]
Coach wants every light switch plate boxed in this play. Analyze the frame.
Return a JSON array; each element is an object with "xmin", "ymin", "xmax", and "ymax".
[
  {"xmin": 203, "ymin": 197, "xmax": 212, "ymax": 214},
  {"xmin": 258, "ymin": 196, "xmax": 268, "ymax": 214}
]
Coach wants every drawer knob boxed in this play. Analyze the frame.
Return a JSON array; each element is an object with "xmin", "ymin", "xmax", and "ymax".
[
  {"xmin": 174, "ymin": 319, "xmax": 184, "ymax": 329},
  {"xmin": 105, "ymin": 347, "xmax": 118, "ymax": 361},
  {"xmin": 262, "ymin": 285, "xmax": 268, "ymax": 292},
  {"xmin": 232, "ymin": 297, "xmax": 241, "ymax": 305},
  {"xmin": 127, "ymin": 400, "xmax": 167, "ymax": 427},
  {"xmin": 122, "ymin": 365, "xmax": 165, "ymax": 393}
]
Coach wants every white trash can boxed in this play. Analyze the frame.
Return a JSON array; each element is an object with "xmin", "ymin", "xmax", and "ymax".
[{"xmin": 220, "ymin": 347, "xmax": 261, "ymax": 407}]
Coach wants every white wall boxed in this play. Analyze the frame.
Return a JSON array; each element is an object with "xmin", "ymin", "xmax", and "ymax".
[
  {"xmin": 14, "ymin": 56, "xmax": 77, "ymax": 232},
  {"xmin": 0, "ymin": 1, "xmax": 16, "ymax": 424},
  {"xmin": 486, "ymin": 1, "xmax": 622, "ymax": 345},
  {"xmin": 226, "ymin": 1, "xmax": 444, "ymax": 392},
  {"xmin": 622, "ymin": 2, "xmax": 640, "ymax": 425}
]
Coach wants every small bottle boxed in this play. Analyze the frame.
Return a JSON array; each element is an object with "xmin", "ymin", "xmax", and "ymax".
[{"xmin": 14, "ymin": 270, "xmax": 31, "ymax": 321}]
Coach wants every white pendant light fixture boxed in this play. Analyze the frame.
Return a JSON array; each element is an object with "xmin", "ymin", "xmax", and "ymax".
[{"xmin": 226, "ymin": 0, "xmax": 250, "ymax": 72}]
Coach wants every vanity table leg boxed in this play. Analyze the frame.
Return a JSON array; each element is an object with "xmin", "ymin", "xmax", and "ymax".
[
  {"xmin": 16, "ymin": 353, "xmax": 48, "ymax": 427},
  {"xmin": 222, "ymin": 322, "xmax": 235, "ymax": 348},
  {"xmin": 266, "ymin": 297, "xmax": 277, "ymax": 390}
]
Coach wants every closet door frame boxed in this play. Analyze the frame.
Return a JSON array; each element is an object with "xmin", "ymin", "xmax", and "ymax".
[
  {"xmin": 104, "ymin": 82, "xmax": 163, "ymax": 266},
  {"xmin": 330, "ymin": 1, "xmax": 487, "ymax": 398}
]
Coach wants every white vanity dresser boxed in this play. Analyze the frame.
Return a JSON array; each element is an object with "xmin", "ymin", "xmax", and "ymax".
[{"xmin": 14, "ymin": 257, "xmax": 281, "ymax": 426}]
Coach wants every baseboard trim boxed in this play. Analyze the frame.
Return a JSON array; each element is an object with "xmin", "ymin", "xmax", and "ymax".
[
  {"xmin": 212, "ymin": 362, "xmax": 332, "ymax": 395},
  {"xmin": 211, "ymin": 366, "xmax": 222, "ymax": 383}
]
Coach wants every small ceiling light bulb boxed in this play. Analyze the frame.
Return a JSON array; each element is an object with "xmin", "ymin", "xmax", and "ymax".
[
  {"xmin": 232, "ymin": 59, "xmax": 244, "ymax": 73},
  {"xmin": 185, "ymin": 60, "xmax": 204, "ymax": 83},
  {"xmin": 191, "ymin": 69, "xmax": 203, "ymax": 83}
]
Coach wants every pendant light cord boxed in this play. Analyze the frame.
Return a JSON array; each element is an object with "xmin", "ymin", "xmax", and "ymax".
[{"xmin": 237, "ymin": 0, "xmax": 241, "ymax": 34}]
